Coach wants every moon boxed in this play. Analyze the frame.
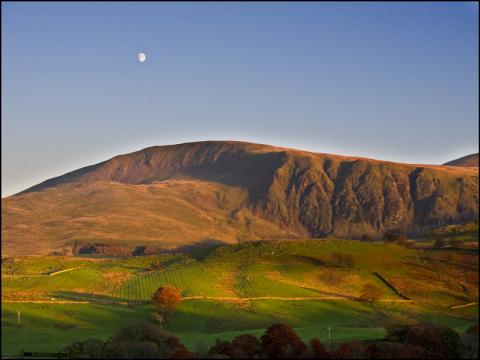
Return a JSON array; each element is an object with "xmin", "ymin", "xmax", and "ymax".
[{"xmin": 138, "ymin": 52, "xmax": 146, "ymax": 63}]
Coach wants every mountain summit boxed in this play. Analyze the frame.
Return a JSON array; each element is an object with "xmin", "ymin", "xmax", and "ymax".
[
  {"xmin": 2, "ymin": 141, "xmax": 478, "ymax": 255},
  {"xmin": 443, "ymin": 153, "xmax": 479, "ymax": 167}
]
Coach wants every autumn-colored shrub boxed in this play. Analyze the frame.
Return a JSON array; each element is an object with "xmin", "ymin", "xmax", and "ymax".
[
  {"xmin": 152, "ymin": 286, "xmax": 182, "ymax": 325},
  {"xmin": 260, "ymin": 323, "xmax": 308, "ymax": 359}
]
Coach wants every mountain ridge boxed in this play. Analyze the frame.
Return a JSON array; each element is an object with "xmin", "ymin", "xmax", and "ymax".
[
  {"xmin": 3, "ymin": 141, "xmax": 478, "ymax": 255},
  {"xmin": 443, "ymin": 153, "xmax": 479, "ymax": 167},
  {"xmin": 16, "ymin": 140, "xmax": 477, "ymax": 195}
]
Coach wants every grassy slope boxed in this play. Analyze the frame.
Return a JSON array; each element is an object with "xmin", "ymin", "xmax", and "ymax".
[
  {"xmin": 3, "ymin": 300, "xmax": 476, "ymax": 355},
  {"xmin": 2, "ymin": 180, "xmax": 290, "ymax": 256},
  {"xmin": 2, "ymin": 240, "xmax": 478, "ymax": 355}
]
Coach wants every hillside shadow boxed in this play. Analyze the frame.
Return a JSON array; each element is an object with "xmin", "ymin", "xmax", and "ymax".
[
  {"xmin": 293, "ymin": 255, "xmax": 326, "ymax": 267},
  {"xmin": 176, "ymin": 239, "xmax": 227, "ymax": 261}
]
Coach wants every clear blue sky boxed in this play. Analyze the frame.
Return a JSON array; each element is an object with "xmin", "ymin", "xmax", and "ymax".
[{"xmin": 2, "ymin": 2, "xmax": 478, "ymax": 196}]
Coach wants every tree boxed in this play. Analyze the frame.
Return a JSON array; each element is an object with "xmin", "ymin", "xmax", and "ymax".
[
  {"xmin": 104, "ymin": 341, "xmax": 163, "ymax": 359},
  {"xmin": 260, "ymin": 323, "xmax": 308, "ymax": 359},
  {"xmin": 309, "ymin": 338, "xmax": 331, "ymax": 359},
  {"xmin": 227, "ymin": 334, "xmax": 261, "ymax": 359},
  {"xmin": 386, "ymin": 322, "xmax": 464, "ymax": 359},
  {"xmin": 332, "ymin": 341, "xmax": 365, "ymax": 359},
  {"xmin": 64, "ymin": 322, "xmax": 193, "ymax": 359},
  {"xmin": 166, "ymin": 335, "xmax": 196, "ymax": 359},
  {"xmin": 360, "ymin": 283, "xmax": 382, "ymax": 303},
  {"xmin": 434, "ymin": 238, "xmax": 445, "ymax": 248},
  {"xmin": 64, "ymin": 338, "xmax": 104, "ymax": 359},
  {"xmin": 463, "ymin": 325, "xmax": 479, "ymax": 359},
  {"xmin": 207, "ymin": 339, "xmax": 231, "ymax": 358},
  {"xmin": 364, "ymin": 341, "xmax": 418, "ymax": 359},
  {"xmin": 152, "ymin": 286, "xmax": 181, "ymax": 326}
]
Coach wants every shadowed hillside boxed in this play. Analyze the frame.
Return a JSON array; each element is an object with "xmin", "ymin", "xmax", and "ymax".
[
  {"xmin": 443, "ymin": 153, "xmax": 479, "ymax": 167},
  {"xmin": 2, "ymin": 141, "xmax": 478, "ymax": 255}
]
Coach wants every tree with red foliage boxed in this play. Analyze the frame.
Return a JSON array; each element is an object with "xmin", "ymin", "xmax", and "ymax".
[
  {"xmin": 310, "ymin": 338, "xmax": 331, "ymax": 359},
  {"xmin": 260, "ymin": 323, "xmax": 308, "ymax": 359},
  {"xmin": 152, "ymin": 286, "xmax": 181, "ymax": 326}
]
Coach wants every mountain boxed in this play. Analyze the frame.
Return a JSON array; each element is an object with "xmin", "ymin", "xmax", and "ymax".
[
  {"xmin": 443, "ymin": 153, "xmax": 479, "ymax": 167},
  {"xmin": 2, "ymin": 141, "xmax": 478, "ymax": 255}
]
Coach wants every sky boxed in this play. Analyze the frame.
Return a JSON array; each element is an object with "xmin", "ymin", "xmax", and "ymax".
[{"xmin": 2, "ymin": 2, "xmax": 478, "ymax": 196}]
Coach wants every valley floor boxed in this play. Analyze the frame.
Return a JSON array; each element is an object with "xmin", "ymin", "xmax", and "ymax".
[{"xmin": 2, "ymin": 239, "xmax": 478, "ymax": 356}]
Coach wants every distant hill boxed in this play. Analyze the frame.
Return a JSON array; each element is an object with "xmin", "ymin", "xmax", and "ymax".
[
  {"xmin": 2, "ymin": 141, "xmax": 478, "ymax": 255},
  {"xmin": 443, "ymin": 153, "xmax": 479, "ymax": 167}
]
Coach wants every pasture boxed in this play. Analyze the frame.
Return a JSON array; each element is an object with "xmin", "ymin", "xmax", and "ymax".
[{"xmin": 2, "ymin": 239, "xmax": 478, "ymax": 355}]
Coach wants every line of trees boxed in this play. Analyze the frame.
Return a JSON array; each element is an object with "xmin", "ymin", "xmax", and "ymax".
[
  {"xmin": 63, "ymin": 321, "xmax": 477, "ymax": 359},
  {"xmin": 61, "ymin": 285, "xmax": 476, "ymax": 359}
]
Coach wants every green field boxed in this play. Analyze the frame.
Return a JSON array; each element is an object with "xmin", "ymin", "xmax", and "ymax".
[{"xmin": 2, "ymin": 239, "xmax": 478, "ymax": 355}]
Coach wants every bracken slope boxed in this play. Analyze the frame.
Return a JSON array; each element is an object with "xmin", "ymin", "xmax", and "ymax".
[{"xmin": 2, "ymin": 141, "xmax": 478, "ymax": 255}]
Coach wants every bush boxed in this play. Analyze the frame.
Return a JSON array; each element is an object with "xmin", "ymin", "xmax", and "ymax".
[
  {"xmin": 364, "ymin": 341, "xmax": 419, "ymax": 359},
  {"xmin": 260, "ymin": 323, "xmax": 308, "ymax": 359},
  {"xmin": 64, "ymin": 338, "xmax": 104, "ymax": 359},
  {"xmin": 207, "ymin": 340, "xmax": 230, "ymax": 358},
  {"xmin": 386, "ymin": 322, "xmax": 463, "ymax": 359},
  {"xmin": 310, "ymin": 338, "xmax": 331, "ymax": 359},
  {"xmin": 463, "ymin": 325, "xmax": 479, "ymax": 359},
  {"xmin": 228, "ymin": 334, "xmax": 261, "ymax": 359},
  {"xmin": 102, "ymin": 321, "xmax": 192, "ymax": 359},
  {"xmin": 207, "ymin": 334, "xmax": 261, "ymax": 359},
  {"xmin": 333, "ymin": 341, "xmax": 364, "ymax": 359},
  {"xmin": 104, "ymin": 340, "xmax": 163, "ymax": 359}
]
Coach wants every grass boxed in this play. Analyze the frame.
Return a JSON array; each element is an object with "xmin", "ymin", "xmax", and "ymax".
[{"xmin": 2, "ymin": 239, "xmax": 478, "ymax": 355}]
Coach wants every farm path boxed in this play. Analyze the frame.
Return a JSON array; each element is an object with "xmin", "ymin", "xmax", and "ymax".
[{"xmin": 1, "ymin": 267, "xmax": 82, "ymax": 278}]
